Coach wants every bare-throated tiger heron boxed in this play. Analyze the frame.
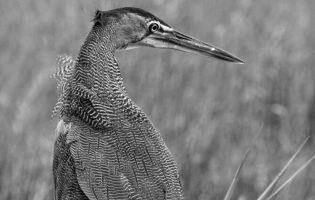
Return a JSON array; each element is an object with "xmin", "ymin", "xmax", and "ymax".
[{"xmin": 53, "ymin": 7, "xmax": 243, "ymax": 200}]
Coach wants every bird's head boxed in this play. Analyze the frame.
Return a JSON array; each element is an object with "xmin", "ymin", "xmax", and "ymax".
[{"xmin": 93, "ymin": 7, "xmax": 244, "ymax": 63}]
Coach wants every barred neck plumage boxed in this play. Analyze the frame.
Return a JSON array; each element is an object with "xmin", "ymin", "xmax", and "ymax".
[{"xmin": 74, "ymin": 24, "xmax": 126, "ymax": 97}]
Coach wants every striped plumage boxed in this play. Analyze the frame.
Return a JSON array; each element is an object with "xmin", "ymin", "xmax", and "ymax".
[
  {"xmin": 53, "ymin": 120, "xmax": 89, "ymax": 200},
  {"xmin": 52, "ymin": 55, "xmax": 76, "ymax": 118},
  {"xmin": 53, "ymin": 7, "xmax": 243, "ymax": 200},
  {"xmin": 54, "ymin": 8, "xmax": 183, "ymax": 200}
]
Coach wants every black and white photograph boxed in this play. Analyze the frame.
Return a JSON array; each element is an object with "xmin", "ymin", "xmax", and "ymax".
[{"xmin": 0, "ymin": 0, "xmax": 314, "ymax": 199}]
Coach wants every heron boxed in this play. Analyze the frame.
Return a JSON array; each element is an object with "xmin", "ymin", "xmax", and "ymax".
[{"xmin": 53, "ymin": 7, "xmax": 243, "ymax": 200}]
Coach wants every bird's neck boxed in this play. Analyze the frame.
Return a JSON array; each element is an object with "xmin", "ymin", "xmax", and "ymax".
[{"xmin": 74, "ymin": 28, "xmax": 126, "ymax": 97}]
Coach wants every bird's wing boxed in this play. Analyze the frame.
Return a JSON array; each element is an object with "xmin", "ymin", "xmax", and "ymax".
[
  {"xmin": 53, "ymin": 120, "xmax": 89, "ymax": 200},
  {"xmin": 66, "ymin": 114, "xmax": 183, "ymax": 200},
  {"xmin": 66, "ymin": 117, "xmax": 141, "ymax": 200}
]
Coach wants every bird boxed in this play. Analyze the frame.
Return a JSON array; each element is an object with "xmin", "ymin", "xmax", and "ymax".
[{"xmin": 53, "ymin": 7, "xmax": 244, "ymax": 200}]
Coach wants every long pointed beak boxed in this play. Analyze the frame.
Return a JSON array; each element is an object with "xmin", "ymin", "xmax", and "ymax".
[{"xmin": 139, "ymin": 29, "xmax": 244, "ymax": 64}]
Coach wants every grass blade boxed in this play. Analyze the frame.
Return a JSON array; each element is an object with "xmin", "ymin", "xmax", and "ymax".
[
  {"xmin": 265, "ymin": 153, "xmax": 315, "ymax": 200},
  {"xmin": 223, "ymin": 124, "xmax": 264, "ymax": 200},
  {"xmin": 256, "ymin": 136, "xmax": 310, "ymax": 200}
]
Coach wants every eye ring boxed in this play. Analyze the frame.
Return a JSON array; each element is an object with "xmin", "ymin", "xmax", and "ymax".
[{"xmin": 148, "ymin": 22, "xmax": 160, "ymax": 32}]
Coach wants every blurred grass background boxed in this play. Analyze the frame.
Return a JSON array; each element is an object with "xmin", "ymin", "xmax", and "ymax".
[{"xmin": 0, "ymin": 0, "xmax": 315, "ymax": 199}]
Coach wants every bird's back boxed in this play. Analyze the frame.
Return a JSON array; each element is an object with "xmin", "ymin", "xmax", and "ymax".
[{"xmin": 53, "ymin": 55, "xmax": 183, "ymax": 200}]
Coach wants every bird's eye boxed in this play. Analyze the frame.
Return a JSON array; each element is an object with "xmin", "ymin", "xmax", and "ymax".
[{"xmin": 149, "ymin": 22, "xmax": 160, "ymax": 32}]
